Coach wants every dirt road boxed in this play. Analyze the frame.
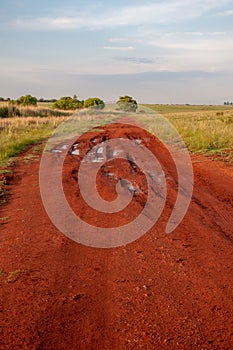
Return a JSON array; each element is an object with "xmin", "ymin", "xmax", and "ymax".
[{"xmin": 1, "ymin": 123, "xmax": 233, "ymax": 349}]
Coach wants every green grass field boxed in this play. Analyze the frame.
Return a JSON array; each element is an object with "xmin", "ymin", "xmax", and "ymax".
[{"xmin": 142, "ymin": 104, "xmax": 233, "ymax": 114}]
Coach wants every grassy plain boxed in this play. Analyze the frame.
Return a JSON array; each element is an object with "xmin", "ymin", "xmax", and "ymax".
[
  {"xmin": 143, "ymin": 105, "xmax": 233, "ymax": 160},
  {"xmin": 143, "ymin": 104, "xmax": 233, "ymax": 114}
]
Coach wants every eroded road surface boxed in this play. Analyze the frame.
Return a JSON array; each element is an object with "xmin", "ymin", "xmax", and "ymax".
[{"xmin": 1, "ymin": 123, "xmax": 233, "ymax": 349}]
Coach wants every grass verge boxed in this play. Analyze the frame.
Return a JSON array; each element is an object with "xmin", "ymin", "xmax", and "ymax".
[
  {"xmin": 142, "ymin": 107, "xmax": 233, "ymax": 161},
  {"xmin": 0, "ymin": 116, "xmax": 68, "ymax": 163}
]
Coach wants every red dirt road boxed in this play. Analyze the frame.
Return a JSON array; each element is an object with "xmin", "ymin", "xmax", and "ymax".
[{"xmin": 1, "ymin": 123, "xmax": 233, "ymax": 350}]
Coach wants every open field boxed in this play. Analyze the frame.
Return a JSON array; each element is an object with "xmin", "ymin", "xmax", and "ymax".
[
  {"xmin": 140, "ymin": 105, "xmax": 233, "ymax": 161},
  {"xmin": 143, "ymin": 103, "xmax": 233, "ymax": 113},
  {"xmin": 157, "ymin": 110, "xmax": 232, "ymax": 159}
]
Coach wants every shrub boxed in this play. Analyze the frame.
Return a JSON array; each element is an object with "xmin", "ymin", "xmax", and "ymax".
[
  {"xmin": 0, "ymin": 106, "xmax": 21, "ymax": 118},
  {"xmin": 53, "ymin": 96, "xmax": 84, "ymax": 110},
  {"xmin": 17, "ymin": 94, "xmax": 37, "ymax": 107},
  {"xmin": 84, "ymin": 97, "xmax": 105, "ymax": 110},
  {"xmin": 117, "ymin": 96, "xmax": 138, "ymax": 112}
]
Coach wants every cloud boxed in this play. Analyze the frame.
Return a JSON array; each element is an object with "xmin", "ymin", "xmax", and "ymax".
[
  {"xmin": 11, "ymin": 0, "xmax": 232, "ymax": 31},
  {"xmin": 215, "ymin": 9, "xmax": 233, "ymax": 16},
  {"xmin": 148, "ymin": 32, "xmax": 233, "ymax": 51},
  {"xmin": 144, "ymin": 32, "xmax": 233, "ymax": 73},
  {"xmin": 104, "ymin": 46, "xmax": 135, "ymax": 51},
  {"xmin": 115, "ymin": 57, "xmax": 158, "ymax": 64}
]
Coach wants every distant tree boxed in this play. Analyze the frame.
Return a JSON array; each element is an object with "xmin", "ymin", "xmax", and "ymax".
[
  {"xmin": 0, "ymin": 97, "xmax": 4, "ymax": 102},
  {"xmin": 84, "ymin": 97, "xmax": 105, "ymax": 109},
  {"xmin": 17, "ymin": 94, "xmax": 37, "ymax": 107},
  {"xmin": 117, "ymin": 96, "xmax": 138, "ymax": 112},
  {"xmin": 53, "ymin": 96, "xmax": 84, "ymax": 110}
]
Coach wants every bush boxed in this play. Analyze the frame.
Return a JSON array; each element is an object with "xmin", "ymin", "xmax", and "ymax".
[
  {"xmin": 53, "ymin": 96, "xmax": 84, "ymax": 110},
  {"xmin": 0, "ymin": 107, "xmax": 8, "ymax": 118},
  {"xmin": 84, "ymin": 97, "xmax": 105, "ymax": 109},
  {"xmin": 0, "ymin": 106, "xmax": 21, "ymax": 118},
  {"xmin": 17, "ymin": 94, "xmax": 37, "ymax": 107},
  {"xmin": 117, "ymin": 96, "xmax": 138, "ymax": 112}
]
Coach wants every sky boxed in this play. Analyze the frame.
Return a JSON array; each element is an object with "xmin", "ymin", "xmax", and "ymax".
[{"xmin": 0, "ymin": 0, "xmax": 233, "ymax": 104}]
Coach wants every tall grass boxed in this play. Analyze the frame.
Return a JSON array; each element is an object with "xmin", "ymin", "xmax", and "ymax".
[
  {"xmin": 0, "ymin": 116, "xmax": 68, "ymax": 162},
  {"xmin": 163, "ymin": 111, "xmax": 233, "ymax": 154},
  {"xmin": 0, "ymin": 103, "xmax": 70, "ymax": 118}
]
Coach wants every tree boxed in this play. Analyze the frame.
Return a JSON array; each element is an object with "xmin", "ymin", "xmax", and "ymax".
[
  {"xmin": 84, "ymin": 97, "xmax": 105, "ymax": 110},
  {"xmin": 17, "ymin": 94, "xmax": 37, "ymax": 107},
  {"xmin": 52, "ymin": 96, "xmax": 84, "ymax": 110},
  {"xmin": 117, "ymin": 96, "xmax": 138, "ymax": 112}
]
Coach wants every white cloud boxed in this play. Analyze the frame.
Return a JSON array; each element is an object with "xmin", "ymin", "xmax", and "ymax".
[
  {"xmin": 104, "ymin": 46, "xmax": 135, "ymax": 51},
  {"xmin": 145, "ymin": 32, "xmax": 233, "ymax": 72},
  {"xmin": 148, "ymin": 32, "xmax": 233, "ymax": 51},
  {"xmin": 208, "ymin": 32, "xmax": 227, "ymax": 35},
  {"xmin": 215, "ymin": 9, "xmax": 233, "ymax": 16},
  {"xmin": 11, "ymin": 0, "xmax": 232, "ymax": 30}
]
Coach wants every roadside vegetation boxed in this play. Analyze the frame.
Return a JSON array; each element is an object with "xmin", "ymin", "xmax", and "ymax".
[
  {"xmin": 0, "ymin": 115, "xmax": 69, "ymax": 163},
  {"xmin": 117, "ymin": 96, "xmax": 138, "ymax": 112},
  {"xmin": 0, "ymin": 94, "xmax": 106, "ymax": 162},
  {"xmin": 0, "ymin": 114, "xmax": 69, "ymax": 204},
  {"xmin": 145, "ymin": 105, "xmax": 233, "ymax": 160},
  {"xmin": 0, "ymin": 97, "xmax": 232, "ymax": 163}
]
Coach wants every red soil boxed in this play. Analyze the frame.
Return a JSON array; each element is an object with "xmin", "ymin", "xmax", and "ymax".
[{"xmin": 1, "ymin": 123, "xmax": 233, "ymax": 350}]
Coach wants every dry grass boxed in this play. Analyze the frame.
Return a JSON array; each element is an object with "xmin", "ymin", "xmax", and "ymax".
[
  {"xmin": 0, "ymin": 116, "xmax": 68, "ymax": 163},
  {"xmin": 164, "ymin": 110, "xmax": 233, "ymax": 154}
]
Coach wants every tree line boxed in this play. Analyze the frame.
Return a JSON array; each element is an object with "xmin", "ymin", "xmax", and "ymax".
[{"xmin": 0, "ymin": 94, "xmax": 138, "ymax": 112}]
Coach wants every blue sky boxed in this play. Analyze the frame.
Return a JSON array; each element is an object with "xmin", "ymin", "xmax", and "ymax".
[{"xmin": 0, "ymin": 0, "xmax": 233, "ymax": 103}]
